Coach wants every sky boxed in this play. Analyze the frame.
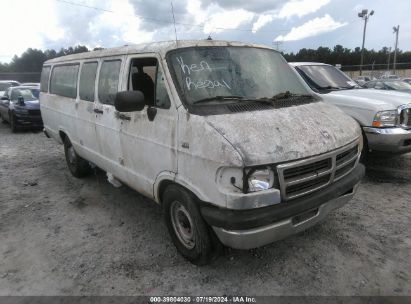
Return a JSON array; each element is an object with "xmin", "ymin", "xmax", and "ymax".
[{"xmin": 0, "ymin": 0, "xmax": 410, "ymax": 63}]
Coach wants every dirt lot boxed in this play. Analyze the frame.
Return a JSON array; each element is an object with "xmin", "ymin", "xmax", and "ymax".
[{"xmin": 0, "ymin": 122, "xmax": 410, "ymax": 296}]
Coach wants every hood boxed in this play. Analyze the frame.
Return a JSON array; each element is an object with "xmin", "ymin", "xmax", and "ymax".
[
  {"xmin": 205, "ymin": 102, "xmax": 360, "ymax": 166},
  {"xmin": 327, "ymin": 88, "xmax": 411, "ymax": 110},
  {"xmin": 13, "ymin": 99, "xmax": 40, "ymax": 110}
]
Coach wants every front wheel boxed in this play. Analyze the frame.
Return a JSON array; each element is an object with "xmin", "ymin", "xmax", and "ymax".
[
  {"xmin": 9, "ymin": 113, "xmax": 18, "ymax": 133},
  {"xmin": 163, "ymin": 185, "xmax": 221, "ymax": 265},
  {"xmin": 360, "ymin": 130, "xmax": 369, "ymax": 163},
  {"xmin": 63, "ymin": 136, "xmax": 91, "ymax": 178}
]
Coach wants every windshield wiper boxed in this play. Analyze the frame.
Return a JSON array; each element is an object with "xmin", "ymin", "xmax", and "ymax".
[
  {"xmin": 254, "ymin": 92, "xmax": 313, "ymax": 104},
  {"xmin": 192, "ymin": 95, "xmax": 245, "ymax": 105},
  {"xmin": 318, "ymin": 85, "xmax": 343, "ymax": 90}
]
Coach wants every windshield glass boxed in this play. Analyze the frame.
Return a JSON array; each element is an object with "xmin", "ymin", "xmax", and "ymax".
[
  {"xmin": 385, "ymin": 81, "xmax": 411, "ymax": 90},
  {"xmin": 0, "ymin": 83, "xmax": 12, "ymax": 91},
  {"xmin": 297, "ymin": 65, "xmax": 356, "ymax": 89},
  {"xmin": 29, "ymin": 88, "xmax": 40, "ymax": 98},
  {"xmin": 167, "ymin": 46, "xmax": 309, "ymax": 105},
  {"xmin": 12, "ymin": 89, "xmax": 37, "ymax": 101}
]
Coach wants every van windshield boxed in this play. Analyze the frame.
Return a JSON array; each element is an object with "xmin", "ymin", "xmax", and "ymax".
[{"xmin": 167, "ymin": 46, "xmax": 310, "ymax": 105}]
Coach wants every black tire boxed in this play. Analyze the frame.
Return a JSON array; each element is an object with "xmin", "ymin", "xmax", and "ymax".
[
  {"xmin": 0, "ymin": 112, "xmax": 7, "ymax": 123},
  {"xmin": 9, "ymin": 113, "xmax": 18, "ymax": 133},
  {"xmin": 163, "ymin": 184, "xmax": 221, "ymax": 265},
  {"xmin": 360, "ymin": 130, "xmax": 369, "ymax": 164},
  {"xmin": 63, "ymin": 136, "xmax": 91, "ymax": 178}
]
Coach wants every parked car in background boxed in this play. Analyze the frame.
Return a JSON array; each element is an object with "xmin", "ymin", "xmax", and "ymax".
[
  {"xmin": 0, "ymin": 80, "xmax": 20, "ymax": 96},
  {"xmin": 363, "ymin": 79, "xmax": 411, "ymax": 94},
  {"xmin": 0, "ymin": 86, "xmax": 43, "ymax": 132},
  {"xmin": 353, "ymin": 76, "xmax": 371, "ymax": 86},
  {"xmin": 21, "ymin": 82, "xmax": 40, "ymax": 87},
  {"xmin": 402, "ymin": 78, "xmax": 411, "ymax": 84},
  {"xmin": 382, "ymin": 74, "xmax": 400, "ymax": 80},
  {"xmin": 290, "ymin": 62, "xmax": 411, "ymax": 156},
  {"xmin": 40, "ymin": 40, "xmax": 364, "ymax": 264}
]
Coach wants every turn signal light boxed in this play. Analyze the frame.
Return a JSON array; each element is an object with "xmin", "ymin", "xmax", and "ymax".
[{"xmin": 372, "ymin": 121, "xmax": 381, "ymax": 127}]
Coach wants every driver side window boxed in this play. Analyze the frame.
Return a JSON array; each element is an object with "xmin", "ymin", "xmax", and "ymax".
[{"xmin": 128, "ymin": 58, "xmax": 170, "ymax": 109}]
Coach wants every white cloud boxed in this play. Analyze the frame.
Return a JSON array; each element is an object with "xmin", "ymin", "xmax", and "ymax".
[
  {"xmin": 251, "ymin": 0, "xmax": 331, "ymax": 33},
  {"xmin": 89, "ymin": 0, "xmax": 154, "ymax": 44},
  {"xmin": 276, "ymin": 0, "xmax": 330, "ymax": 18},
  {"xmin": 187, "ymin": 0, "xmax": 256, "ymax": 34},
  {"xmin": 274, "ymin": 14, "xmax": 347, "ymax": 41},
  {"xmin": 0, "ymin": 0, "xmax": 64, "ymax": 62},
  {"xmin": 252, "ymin": 15, "xmax": 274, "ymax": 33},
  {"xmin": 203, "ymin": 9, "xmax": 254, "ymax": 34}
]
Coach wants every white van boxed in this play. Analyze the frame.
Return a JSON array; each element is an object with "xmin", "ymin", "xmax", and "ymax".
[{"xmin": 40, "ymin": 40, "xmax": 364, "ymax": 264}]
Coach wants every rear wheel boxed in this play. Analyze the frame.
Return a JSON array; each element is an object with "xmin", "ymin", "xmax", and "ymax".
[
  {"xmin": 163, "ymin": 185, "xmax": 221, "ymax": 265},
  {"xmin": 63, "ymin": 136, "xmax": 91, "ymax": 178}
]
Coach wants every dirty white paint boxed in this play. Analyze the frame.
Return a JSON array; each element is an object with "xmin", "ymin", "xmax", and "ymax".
[{"xmin": 41, "ymin": 40, "xmax": 361, "ymax": 212}]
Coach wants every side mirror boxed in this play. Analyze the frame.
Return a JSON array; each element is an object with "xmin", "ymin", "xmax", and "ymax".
[
  {"xmin": 114, "ymin": 91, "xmax": 145, "ymax": 112},
  {"xmin": 18, "ymin": 96, "xmax": 25, "ymax": 105}
]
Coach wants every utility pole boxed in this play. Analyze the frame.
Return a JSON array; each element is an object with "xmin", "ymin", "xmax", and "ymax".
[
  {"xmin": 387, "ymin": 47, "xmax": 391, "ymax": 74},
  {"xmin": 393, "ymin": 25, "xmax": 400, "ymax": 75},
  {"xmin": 358, "ymin": 9, "xmax": 374, "ymax": 76},
  {"xmin": 273, "ymin": 41, "xmax": 283, "ymax": 52}
]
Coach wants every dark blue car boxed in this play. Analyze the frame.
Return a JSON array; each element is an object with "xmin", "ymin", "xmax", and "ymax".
[{"xmin": 0, "ymin": 86, "xmax": 43, "ymax": 132}]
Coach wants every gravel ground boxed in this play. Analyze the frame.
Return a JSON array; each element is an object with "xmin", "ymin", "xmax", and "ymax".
[{"xmin": 0, "ymin": 122, "xmax": 410, "ymax": 296}]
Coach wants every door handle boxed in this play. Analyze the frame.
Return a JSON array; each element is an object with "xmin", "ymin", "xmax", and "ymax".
[
  {"xmin": 93, "ymin": 108, "xmax": 104, "ymax": 114},
  {"xmin": 117, "ymin": 113, "xmax": 131, "ymax": 121}
]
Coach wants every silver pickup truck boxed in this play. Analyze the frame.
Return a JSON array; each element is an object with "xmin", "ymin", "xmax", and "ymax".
[{"xmin": 290, "ymin": 62, "xmax": 411, "ymax": 156}]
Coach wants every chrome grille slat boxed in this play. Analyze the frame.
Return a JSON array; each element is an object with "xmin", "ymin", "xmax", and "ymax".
[
  {"xmin": 277, "ymin": 140, "xmax": 360, "ymax": 201},
  {"xmin": 286, "ymin": 168, "xmax": 333, "ymax": 186}
]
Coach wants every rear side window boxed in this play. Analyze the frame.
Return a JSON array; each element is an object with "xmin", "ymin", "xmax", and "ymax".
[
  {"xmin": 40, "ymin": 66, "xmax": 51, "ymax": 92},
  {"xmin": 98, "ymin": 60, "xmax": 121, "ymax": 105},
  {"xmin": 79, "ymin": 62, "xmax": 98, "ymax": 102},
  {"xmin": 50, "ymin": 64, "xmax": 79, "ymax": 98}
]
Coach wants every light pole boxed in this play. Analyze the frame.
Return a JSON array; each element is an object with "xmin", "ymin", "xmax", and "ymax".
[
  {"xmin": 393, "ymin": 25, "xmax": 400, "ymax": 75},
  {"xmin": 358, "ymin": 9, "xmax": 374, "ymax": 76}
]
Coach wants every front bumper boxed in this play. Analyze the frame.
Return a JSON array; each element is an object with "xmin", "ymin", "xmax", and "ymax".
[
  {"xmin": 363, "ymin": 127, "xmax": 411, "ymax": 154},
  {"xmin": 14, "ymin": 112, "xmax": 43, "ymax": 128},
  {"xmin": 201, "ymin": 164, "xmax": 365, "ymax": 249}
]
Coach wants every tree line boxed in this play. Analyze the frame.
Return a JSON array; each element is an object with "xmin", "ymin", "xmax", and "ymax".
[
  {"xmin": 282, "ymin": 45, "xmax": 411, "ymax": 71},
  {"xmin": 0, "ymin": 45, "xmax": 102, "ymax": 73},
  {"xmin": 1, "ymin": 44, "xmax": 411, "ymax": 73}
]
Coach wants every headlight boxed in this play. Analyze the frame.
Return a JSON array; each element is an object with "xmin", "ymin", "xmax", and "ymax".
[
  {"xmin": 248, "ymin": 168, "xmax": 275, "ymax": 192},
  {"xmin": 372, "ymin": 110, "xmax": 397, "ymax": 127}
]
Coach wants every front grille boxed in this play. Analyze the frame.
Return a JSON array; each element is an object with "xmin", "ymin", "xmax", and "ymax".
[
  {"xmin": 400, "ymin": 107, "xmax": 411, "ymax": 127},
  {"xmin": 277, "ymin": 141, "xmax": 360, "ymax": 201},
  {"xmin": 28, "ymin": 109, "xmax": 41, "ymax": 116}
]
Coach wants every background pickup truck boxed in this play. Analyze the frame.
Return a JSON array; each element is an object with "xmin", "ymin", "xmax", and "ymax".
[{"xmin": 290, "ymin": 62, "xmax": 411, "ymax": 156}]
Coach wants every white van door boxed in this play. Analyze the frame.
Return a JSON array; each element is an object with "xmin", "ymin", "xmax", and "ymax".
[
  {"xmin": 118, "ymin": 56, "xmax": 177, "ymax": 198},
  {"xmin": 93, "ymin": 57, "xmax": 126, "ymax": 178},
  {"xmin": 75, "ymin": 61, "xmax": 100, "ymax": 161}
]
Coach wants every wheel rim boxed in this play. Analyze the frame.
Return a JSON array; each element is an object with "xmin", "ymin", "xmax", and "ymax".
[
  {"xmin": 170, "ymin": 201, "xmax": 195, "ymax": 249},
  {"xmin": 67, "ymin": 145, "xmax": 77, "ymax": 166}
]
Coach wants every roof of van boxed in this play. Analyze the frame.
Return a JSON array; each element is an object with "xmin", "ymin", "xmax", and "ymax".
[
  {"xmin": 44, "ymin": 40, "xmax": 274, "ymax": 64},
  {"xmin": 289, "ymin": 62, "xmax": 330, "ymax": 66}
]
